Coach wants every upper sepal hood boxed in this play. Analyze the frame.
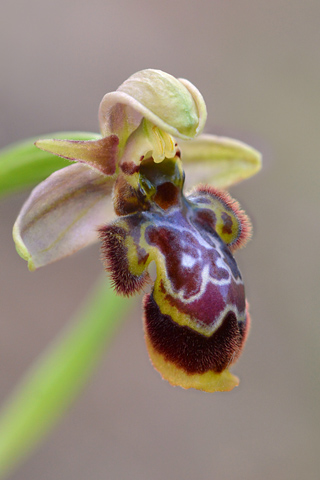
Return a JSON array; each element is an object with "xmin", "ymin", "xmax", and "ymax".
[{"xmin": 99, "ymin": 69, "xmax": 207, "ymax": 140}]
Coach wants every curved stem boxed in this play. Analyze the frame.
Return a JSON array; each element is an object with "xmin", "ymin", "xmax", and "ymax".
[{"xmin": 0, "ymin": 277, "xmax": 131, "ymax": 478}]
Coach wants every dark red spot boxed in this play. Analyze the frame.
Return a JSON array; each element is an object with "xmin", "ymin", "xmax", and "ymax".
[
  {"xmin": 192, "ymin": 208, "xmax": 217, "ymax": 234},
  {"xmin": 120, "ymin": 161, "xmax": 140, "ymax": 175},
  {"xmin": 154, "ymin": 182, "xmax": 179, "ymax": 209},
  {"xmin": 221, "ymin": 212, "xmax": 233, "ymax": 235}
]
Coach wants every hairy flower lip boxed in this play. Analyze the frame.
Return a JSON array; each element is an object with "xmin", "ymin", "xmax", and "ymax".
[{"xmin": 100, "ymin": 179, "xmax": 251, "ymax": 392}]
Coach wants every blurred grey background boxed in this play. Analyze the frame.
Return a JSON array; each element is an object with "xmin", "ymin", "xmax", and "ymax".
[{"xmin": 1, "ymin": 1, "xmax": 319, "ymax": 479}]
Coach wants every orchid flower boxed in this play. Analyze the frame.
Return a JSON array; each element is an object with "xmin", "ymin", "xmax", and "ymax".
[{"xmin": 13, "ymin": 69, "xmax": 261, "ymax": 393}]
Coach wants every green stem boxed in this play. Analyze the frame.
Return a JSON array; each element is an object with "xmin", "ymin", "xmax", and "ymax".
[{"xmin": 0, "ymin": 277, "xmax": 131, "ymax": 478}]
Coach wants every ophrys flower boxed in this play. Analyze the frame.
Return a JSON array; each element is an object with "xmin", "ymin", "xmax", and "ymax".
[{"xmin": 13, "ymin": 69, "xmax": 261, "ymax": 392}]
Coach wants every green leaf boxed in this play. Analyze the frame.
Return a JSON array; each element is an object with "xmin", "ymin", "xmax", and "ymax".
[
  {"xmin": 0, "ymin": 132, "xmax": 101, "ymax": 198},
  {"xmin": 0, "ymin": 277, "xmax": 131, "ymax": 478}
]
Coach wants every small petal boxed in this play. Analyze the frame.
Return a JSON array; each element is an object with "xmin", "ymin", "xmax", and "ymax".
[
  {"xmin": 13, "ymin": 164, "xmax": 115, "ymax": 270},
  {"xmin": 0, "ymin": 131, "xmax": 102, "ymax": 198},
  {"xmin": 180, "ymin": 134, "xmax": 262, "ymax": 189},
  {"xmin": 35, "ymin": 135, "xmax": 119, "ymax": 176},
  {"xmin": 99, "ymin": 69, "xmax": 207, "ymax": 140}
]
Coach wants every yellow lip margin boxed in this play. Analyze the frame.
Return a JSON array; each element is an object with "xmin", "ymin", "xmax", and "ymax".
[{"xmin": 144, "ymin": 335, "xmax": 239, "ymax": 392}]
